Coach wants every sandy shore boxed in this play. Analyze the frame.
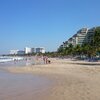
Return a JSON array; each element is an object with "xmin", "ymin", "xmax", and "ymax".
[{"xmin": 3, "ymin": 58, "xmax": 100, "ymax": 100}]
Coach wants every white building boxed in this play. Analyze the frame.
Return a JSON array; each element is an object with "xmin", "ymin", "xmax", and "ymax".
[
  {"xmin": 24, "ymin": 47, "xmax": 32, "ymax": 54},
  {"xmin": 36, "ymin": 47, "xmax": 45, "ymax": 53}
]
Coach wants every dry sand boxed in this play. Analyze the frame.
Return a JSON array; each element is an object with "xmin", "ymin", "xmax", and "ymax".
[{"xmin": 3, "ymin": 58, "xmax": 100, "ymax": 100}]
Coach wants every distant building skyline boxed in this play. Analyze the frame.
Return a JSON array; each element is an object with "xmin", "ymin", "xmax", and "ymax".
[{"xmin": 10, "ymin": 47, "xmax": 45, "ymax": 55}]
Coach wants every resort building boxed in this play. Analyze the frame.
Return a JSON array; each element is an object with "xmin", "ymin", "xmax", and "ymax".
[
  {"xmin": 59, "ymin": 26, "xmax": 100, "ymax": 49},
  {"xmin": 36, "ymin": 47, "xmax": 45, "ymax": 53},
  {"xmin": 75, "ymin": 28, "xmax": 88, "ymax": 45},
  {"xmin": 24, "ymin": 47, "xmax": 45, "ymax": 54},
  {"xmin": 24, "ymin": 47, "xmax": 32, "ymax": 54},
  {"xmin": 86, "ymin": 27, "xmax": 96, "ymax": 43},
  {"xmin": 63, "ymin": 28, "xmax": 88, "ymax": 47}
]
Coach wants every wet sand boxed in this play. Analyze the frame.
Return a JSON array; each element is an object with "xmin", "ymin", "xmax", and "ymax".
[
  {"xmin": 0, "ymin": 70, "xmax": 53, "ymax": 100},
  {"xmin": 1, "ymin": 58, "xmax": 100, "ymax": 100}
]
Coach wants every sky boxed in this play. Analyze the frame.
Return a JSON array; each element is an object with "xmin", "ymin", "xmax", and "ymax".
[{"xmin": 0, "ymin": 0, "xmax": 100, "ymax": 54}]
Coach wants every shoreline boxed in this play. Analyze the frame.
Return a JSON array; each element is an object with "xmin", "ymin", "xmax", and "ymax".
[{"xmin": 1, "ymin": 58, "xmax": 100, "ymax": 100}]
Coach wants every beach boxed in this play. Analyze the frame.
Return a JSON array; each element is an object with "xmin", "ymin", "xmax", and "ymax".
[{"xmin": 1, "ymin": 58, "xmax": 100, "ymax": 100}]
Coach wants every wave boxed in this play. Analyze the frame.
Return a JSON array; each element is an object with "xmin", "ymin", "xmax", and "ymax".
[{"xmin": 0, "ymin": 56, "xmax": 24, "ymax": 63}]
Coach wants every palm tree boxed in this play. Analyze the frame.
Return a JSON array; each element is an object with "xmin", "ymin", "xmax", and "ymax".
[
  {"xmin": 93, "ymin": 27, "xmax": 100, "ymax": 51},
  {"xmin": 67, "ymin": 44, "xmax": 73, "ymax": 55},
  {"xmin": 73, "ymin": 44, "xmax": 81, "ymax": 55}
]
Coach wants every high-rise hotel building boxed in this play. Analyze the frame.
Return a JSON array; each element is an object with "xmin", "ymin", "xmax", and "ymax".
[
  {"xmin": 63, "ymin": 28, "xmax": 88, "ymax": 47},
  {"xmin": 60, "ymin": 27, "xmax": 98, "ymax": 48}
]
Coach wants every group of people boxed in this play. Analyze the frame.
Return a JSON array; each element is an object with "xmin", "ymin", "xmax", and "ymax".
[
  {"xmin": 43, "ymin": 56, "xmax": 51, "ymax": 64},
  {"xmin": 34, "ymin": 55, "xmax": 51, "ymax": 64}
]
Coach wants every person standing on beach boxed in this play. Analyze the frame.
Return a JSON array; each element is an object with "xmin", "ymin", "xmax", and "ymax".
[
  {"xmin": 45, "ymin": 56, "xmax": 48, "ymax": 64},
  {"xmin": 43, "ymin": 56, "xmax": 46, "ymax": 64},
  {"xmin": 42, "ymin": 56, "xmax": 48, "ymax": 64}
]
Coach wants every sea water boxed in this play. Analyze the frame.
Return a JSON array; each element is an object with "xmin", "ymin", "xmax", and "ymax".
[
  {"xmin": 0, "ymin": 56, "xmax": 23, "ymax": 62},
  {"xmin": 0, "ymin": 56, "xmax": 34, "ymax": 67}
]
